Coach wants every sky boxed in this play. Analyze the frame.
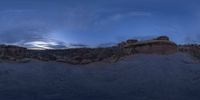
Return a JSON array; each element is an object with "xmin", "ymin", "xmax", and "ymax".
[{"xmin": 0, "ymin": 0, "xmax": 200, "ymax": 49}]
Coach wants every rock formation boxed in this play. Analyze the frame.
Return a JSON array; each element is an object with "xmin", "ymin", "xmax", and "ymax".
[
  {"xmin": 0, "ymin": 45, "xmax": 27, "ymax": 60},
  {"xmin": 126, "ymin": 39, "xmax": 138, "ymax": 44},
  {"xmin": 0, "ymin": 36, "xmax": 180, "ymax": 64},
  {"xmin": 154, "ymin": 36, "xmax": 170, "ymax": 41},
  {"xmin": 178, "ymin": 44, "xmax": 200, "ymax": 59},
  {"xmin": 124, "ymin": 36, "xmax": 177, "ymax": 54}
]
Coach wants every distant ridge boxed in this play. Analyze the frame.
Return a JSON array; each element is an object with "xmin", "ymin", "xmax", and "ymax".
[{"xmin": 0, "ymin": 36, "xmax": 199, "ymax": 64}]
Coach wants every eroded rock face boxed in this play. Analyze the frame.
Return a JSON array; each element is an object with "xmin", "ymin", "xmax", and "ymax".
[
  {"xmin": 117, "ymin": 39, "xmax": 139, "ymax": 48},
  {"xmin": 134, "ymin": 42, "xmax": 177, "ymax": 54},
  {"xmin": 178, "ymin": 44, "xmax": 200, "ymax": 59},
  {"xmin": 124, "ymin": 36, "xmax": 177, "ymax": 55},
  {"xmin": 0, "ymin": 45, "xmax": 27, "ymax": 59},
  {"xmin": 0, "ymin": 36, "xmax": 180, "ymax": 64}
]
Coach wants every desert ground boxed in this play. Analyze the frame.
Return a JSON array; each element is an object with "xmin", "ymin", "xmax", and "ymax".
[{"xmin": 0, "ymin": 53, "xmax": 199, "ymax": 100}]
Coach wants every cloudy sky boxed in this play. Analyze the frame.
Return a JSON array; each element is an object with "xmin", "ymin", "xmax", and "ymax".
[{"xmin": 0, "ymin": 0, "xmax": 200, "ymax": 49}]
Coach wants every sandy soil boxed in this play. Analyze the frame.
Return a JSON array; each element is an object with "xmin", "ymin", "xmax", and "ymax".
[{"xmin": 0, "ymin": 53, "xmax": 200, "ymax": 100}]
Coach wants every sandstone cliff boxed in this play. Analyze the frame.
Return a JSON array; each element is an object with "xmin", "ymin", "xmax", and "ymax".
[{"xmin": 117, "ymin": 36, "xmax": 177, "ymax": 55}]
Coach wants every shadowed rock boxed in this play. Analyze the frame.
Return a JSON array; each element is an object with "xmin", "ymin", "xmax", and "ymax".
[
  {"xmin": 124, "ymin": 36, "xmax": 177, "ymax": 55},
  {"xmin": 0, "ymin": 36, "xmax": 181, "ymax": 64},
  {"xmin": 178, "ymin": 44, "xmax": 200, "ymax": 59},
  {"xmin": 0, "ymin": 45, "xmax": 27, "ymax": 59},
  {"xmin": 154, "ymin": 36, "xmax": 170, "ymax": 41}
]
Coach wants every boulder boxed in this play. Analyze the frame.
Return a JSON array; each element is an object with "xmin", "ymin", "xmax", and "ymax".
[
  {"xmin": 81, "ymin": 59, "xmax": 93, "ymax": 64},
  {"xmin": 154, "ymin": 36, "xmax": 169, "ymax": 41},
  {"xmin": 17, "ymin": 58, "xmax": 31, "ymax": 63},
  {"xmin": 126, "ymin": 39, "xmax": 138, "ymax": 44},
  {"xmin": 56, "ymin": 59, "xmax": 66, "ymax": 63}
]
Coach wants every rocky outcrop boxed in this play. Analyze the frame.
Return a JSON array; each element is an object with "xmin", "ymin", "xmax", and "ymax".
[
  {"xmin": 0, "ymin": 36, "xmax": 180, "ymax": 64},
  {"xmin": 178, "ymin": 44, "xmax": 200, "ymax": 59},
  {"xmin": 154, "ymin": 36, "xmax": 169, "ymax": 41},
  {"xmin": 126, "ymin": 39, "xmax": 138, "ymax": 44},
  {"xmin": 0, "ymin": 45, "xmax": 27, "ymax": 59},
  {"xmin": 123, "ymin": 36, "xmax": 177, "ymax": 54}
]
